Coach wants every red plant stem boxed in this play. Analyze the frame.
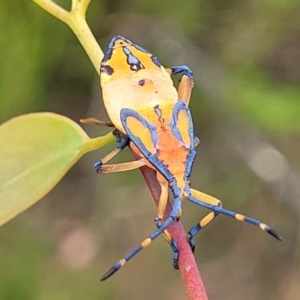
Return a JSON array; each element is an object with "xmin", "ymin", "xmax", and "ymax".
[{"xmin": 139, "ymin": 165, "xmax": 208, "ymax": 300}]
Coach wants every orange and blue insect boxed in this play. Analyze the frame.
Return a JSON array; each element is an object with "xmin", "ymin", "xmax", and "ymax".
[{"xmin": 94, "ymin": 36, "xmax": 282, "ymax": 281}]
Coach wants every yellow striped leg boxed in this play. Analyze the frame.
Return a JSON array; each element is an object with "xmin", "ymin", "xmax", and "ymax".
[
  {"xmin": 101, "ymin": 197, "xmax": 182, "ymax": 281},
  {"xmin": 187, "ymin": 189, "xmax": 222, "ymax": 250},
  {"xmin": 94, "ymin": 137, "xmax": 130, "ymax": 172},
  {"xmin": 187, "ymin": 190, "xmax": 282, "ymax": 241},
  {"xmin": 154, "ymin": 176, "xmax": 180, "ymax": 269}
]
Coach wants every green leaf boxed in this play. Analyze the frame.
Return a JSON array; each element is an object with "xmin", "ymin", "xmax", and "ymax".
[{"xmin": 0, "ymin": 113, "xmax": 114, "ymax": 227}]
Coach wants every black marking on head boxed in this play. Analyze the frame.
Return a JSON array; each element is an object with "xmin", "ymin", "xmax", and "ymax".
[
  {"xmin": 100, "ymin": 65, "xmax": 114, "ymax": 75},
  {"xmin": 139, "ymin": 79, "xmax": 145, "ymax": 86},
  {"xmin": 151, "ymin": 56, "xmax": 161, "ymax": 67},
  {"xmin": 130, "ymin": 64, "xmax": 144, "ymax": 71}
]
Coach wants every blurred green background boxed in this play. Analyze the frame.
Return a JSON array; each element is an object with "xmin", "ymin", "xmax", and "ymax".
[{"xmin": 1, "ymin": 0, "xmax": 300, "ymax": 299}]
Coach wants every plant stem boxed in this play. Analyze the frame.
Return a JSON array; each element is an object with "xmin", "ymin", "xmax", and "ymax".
[
  {"xmin": 33, "ymin": 0, "xmax": 102, "ymax": 71},
  {"xmin": 139, "ymin": 164, "xmax": 208, "ymax": 300},
  {"xmin": 32, "ymin": 0, "xmax": 69, "ymax": 23},
  {"xmin": 84, "ymin": 132, "xmax": 115, "ymax": 153}
]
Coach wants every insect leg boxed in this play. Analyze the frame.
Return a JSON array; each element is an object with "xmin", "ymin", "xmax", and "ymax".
[
  {"xmin": 80, "ymin": 117, "xmax": 131, "ymax": 172},
  {"xmin": 187, "ymin": 189, "xmax": 222, "ymax": 251},
  {"xmin": 100, "ymin": 197, "xmax": 182, "ymax": 281},
  {"xmin": 99, "ymin": 159, "xmax": 146, "ymax": 174},
  {"xmin": 187, "ymin": 194, "xmax": 282, "ymax": 241},
  {"xmin": 166, "ymin": 65, "xmax": 194, "ymax": 105},
  {"xmin": 166, "ymin": 65, "xmax": 194, "ymax": 79},
  {"xmin": 154, "ymin": 178, "xmax": 180, "ymax": 270},
  {"xmin": 94, "ymin": 137, "xmax": 129, "ymax": 172},
  {"xmin": 80, "ymin": 117, "xmax": 114, "ymax": 127}
]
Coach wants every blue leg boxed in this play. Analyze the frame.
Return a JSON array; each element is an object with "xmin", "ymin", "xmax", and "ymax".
[
  {"xmin": 154, "ymin": 216, "xmax": 180, "ymax": 270},
  {"xmin": 100, "ymin": 197, "xmax": 182, "ymax": 281},
  {"xmin": 166, "ymin": 65, "xmax": 194, "ymax": 105},
  {"xmin": 187, "ymin": 195, "xmax": 282, "ymax": 240},
  {"xmin": 94, "ymin": 137, "xmax": 129, "ymax": 172},
  {"xmin": 168, "ymin": 65, "xmax": 194, "ymax": 80},
  {"xmin": 187, "ymin": 211, "xmax": 219, "ymax": 251},
  {"xmin": 153, "ymin": 180, "xmax": 180, "ymax": 270},
  {"xmin": 186, "ymin": 189, "xmax": 223, "ymax": 251}
]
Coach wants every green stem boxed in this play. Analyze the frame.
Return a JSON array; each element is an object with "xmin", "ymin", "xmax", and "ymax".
[
  {"xmin": 68, "ymin": 14, "xmax": 102, "ymax": 73},
  {"xmin": 33, "ymin": 0, "xmax": 102, "ymax": 72},
  {"xmin": 32, "ymin": 0, "xmax": 69, "ymax": 23},
  {"xmin": 84, "ymin": 132, "xmax": 115, "ymax": 153}
]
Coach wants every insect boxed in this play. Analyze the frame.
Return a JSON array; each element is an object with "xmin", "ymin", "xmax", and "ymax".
[{"xmin": 82, "ymin": 35, "xmax": 282, "ymax": 281}]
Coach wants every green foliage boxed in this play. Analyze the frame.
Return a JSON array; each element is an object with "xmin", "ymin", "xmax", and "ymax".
[
  {"xmin": 0, "ymin": 113, "xmax": 114, "ymax": 227},
  {"xmin": 0, "ymin": 222, "xmax": 49, "ymax": 300},
  {"xmin": 0, "ymin": 221, "xmax": 110, "ymax": 300},
  {"xmin": 115, "ymin": 0, "xmax": 203, "ymax": 35},
  {"xmin": 0, "ymin": 1, "xmax": 69, "ymax": 122},
  {"xmin": 229, "ymin": 68, "xmax": 300, "ymax": 132},
  {"xmin": 263, "ymin": 0, "xmax": 300, "ymax": 7}
]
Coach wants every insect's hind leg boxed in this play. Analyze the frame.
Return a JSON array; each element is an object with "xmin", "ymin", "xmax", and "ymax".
[
  {"xmin": 154, "ymin": 178, "xmax": 181, "ymax": 270},
  {"xmin": 101, "ymin": 197, "xmax": 182, "ymax": 281},
  {"xmin": 187, "ymin": 191, "xmax": 283, "ymax": 241},
  {"xmin": 166, "ymin": 65, "xmax": 194, "ymax": 105},
  {"xmin": 187, "ymin": 189, "xmax": 221, "ymax": 251}
]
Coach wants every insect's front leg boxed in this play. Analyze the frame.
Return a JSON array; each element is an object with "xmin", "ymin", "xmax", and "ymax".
[
  {"xmin": 80, "ymin": 117, "xmax": 138, "ymax": 173},
  {"xmin": 166, "ymin": 65, "xmax": 194, "ymax": 105},
  {"xmin": 93, "ymin": 135, "xmax": 130, "ymax": 173}
]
